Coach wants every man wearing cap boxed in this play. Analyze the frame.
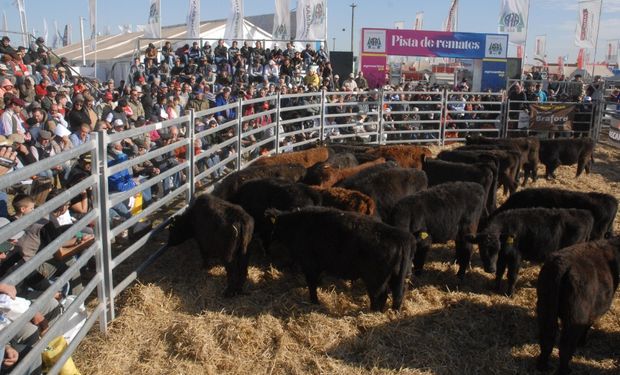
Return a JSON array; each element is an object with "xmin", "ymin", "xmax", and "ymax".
[
  {"xmin": 39, "ymin": 85, "xmax": 57, "ymax": 112},
  {"xmin": 96, "ymin": 91, "xmax": 115, "ymax": 120},
  {"xmin": 30, "ymin": 130, "xmax": 64, "ymax": 179},
  {"xmin": 1, "ymin": 97, "xmax": 28, "ymax": 138},
  {"xmin": 0, "ymin": 64, "xmax": 11, "ymax": 84},
  {"xmin": 342, "ymin": 73, "xmax": 358, "ymax": 91},
  {"xmin": 55, "ymin": 56, "xmax": 73, "ymax": 78},
  {"xmin": 186, "ymin": 89, "xmax": 209, "ymax": 112},
  {"xmin": 127, "ymin": 87, "xmax": 145, "ymax": 123}
]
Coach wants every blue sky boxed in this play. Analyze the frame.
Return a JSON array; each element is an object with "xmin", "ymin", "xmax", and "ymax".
[{"xmin": 1, "ymin": 0, "xmax": 618, "ymax": 63}]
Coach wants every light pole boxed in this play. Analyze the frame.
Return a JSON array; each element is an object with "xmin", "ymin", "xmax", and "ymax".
[{"xmin": 350, "ymin": 2, "xmax": 357, "ymax": 72}]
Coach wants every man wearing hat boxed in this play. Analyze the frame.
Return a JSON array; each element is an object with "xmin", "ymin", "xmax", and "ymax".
[
  {"xmin": 0, "ymin": 64, "xmax": 11, "ymax": 84},
  {"xmin": 1, "ymin": 97, "xmax": 28, "ymax": 139},
  {"xmin": 55, "ymin": 56, "xmax": 73, "ymax": 78},
  {"xmin": 30, "ymin": 130, "xmax": 63, "ymax": 181},
  {"xmin": 186, "ymin": 89, "xmax": 209, "ymax": 112},
  {"xmin": 96, "ymin": 91, "xmax": 115, "ymax": 120}
]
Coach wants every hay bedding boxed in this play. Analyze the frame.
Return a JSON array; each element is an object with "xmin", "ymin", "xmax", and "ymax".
[{"xmin": 74, "ymin": 143, "xmax": 620, "ymax": 375}]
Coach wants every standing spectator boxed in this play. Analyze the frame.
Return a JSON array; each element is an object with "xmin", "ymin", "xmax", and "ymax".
[
  {"xmin": 213, "ymin": 39, "xmax": 228, "ymax": 65},
  {"xmin": 355, "ymin": 71, "xmax": 368, "ymax": 90}
]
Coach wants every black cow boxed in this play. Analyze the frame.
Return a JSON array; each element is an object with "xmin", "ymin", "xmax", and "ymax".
[
  {"xmin": 230, "ymin": 178, "xmax": 321, "ymax": 249},
  {"xmin": 451, "ymin": 147, "xmax": 522, "ymax": 194},
  {"xmin": 167, "ymin": 194, "xmax": 254, "ymax": 297},
  {"xmin": 390, "ymin": 182, "xmax": 486, "ymax": 279},
  {"xmin": 536, "ymin": 237, "xmax": 620, "ymax": 375},
  {"xmin": 467, "ymin": 207, "xmax": 594, "ymax": 296},
  {"xmin": 265, "ymin": 207, "xmax": 413, "ymax": 311},
  {"xmin": 337, "ymin": 166, "xmax": 427, "ymax": 220},
  {"xmin": 212, "ymin": 163, "xmax": 307, "ymax": 201},
  {"xmin": 538, "ymin": 137, "xmax": 595, "ymax": 179},
  {"xmin": 422, "ymin": 159, "xmax": 496, "ymax": 214},
  {"xmin": 436, "ymin": 150, "xmax": 508, "ymax": 194},
  {"xmin": 466, "ymin": 135, "xmax": 540, "ymax": 185},
  {"xmin": 325, "ymin": 152, "xmax": 359, "ymax": 169},
  {"xmin": 491, "ymin": 188, "xmax": 618, "ymax": 240}
]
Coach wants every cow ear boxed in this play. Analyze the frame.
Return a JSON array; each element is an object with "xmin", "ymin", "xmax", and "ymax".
[
  {"xmin": 414, "ymin": 230, "xmax": 430, "ymax": 241},
  {"xmin": 264, "ymin": 208, "xmax": 281, "ymax": 224},
  {"xmin": 464, "ymin": 234, "xmax": 478, "ymax": 244}
]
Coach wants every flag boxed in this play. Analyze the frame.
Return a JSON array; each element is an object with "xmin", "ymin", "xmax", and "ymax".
[
  {"xmin": 443, "ymin": 0, "xmax": 458, "ymax": 32},
  {"xmin": 2, "ymin": 11, "xmax": 7, "ymax": 34},
  {"xmin": 575, "ymin": 0, "xmax": 601, "ymax": 49},
  {"xmin": 118, "ymin": 24, "xmax": 132, "ymax": 34},
  {"xmin": 577, "ymin": 48, "xmax": 585, "ymax": 69},
  {"xmin": 295, "ymin": 0, "xmax": 327, "ymax": 41},
  {"xmin": 43, "ymin": 18, "xmax": 48, "ymax": 44},
  {"xmin": 14, "ymin": 0, "xmax": 28, "ymax": 46},
  {"xmin": 52, "ymin": 20, "xmax": 59, "ymax": 49},
  {"xmin": 394, "ymin": 21, "xmax": 404, "ymax": 30},
  {"xmin": 534, "ymin": 35, "xmax": 546, "ymax": 59},
  {"xmin": 605, "ymin": 40, "xmax": 618, "ymax": 65},
  {"xmin": 516, "ymin": 45, "xmax": 524, "ymax": 59},
  {"xmin": 414, "ymin": 12, "xmax": 424, "ymax": 30},
  {"xmin": 187, "ymin": 0, "xmax": 200, "ymax": 40},
  {"xmin": 62, "ymin": 24, "xmax": 70, "ymax": 46},
  {"xmin": 224, "ymin": 0, "xmax": 244, "ymax": 41},
  {"xmin": 145, "ymin": 0, "xmax": 161, "ymax": 39},
  {"xmin": 273, "ymin": 0, "xmax": 290, "ymax": 41},
  {"xmin": 498, "ymin": 0, "xmax": 529, "ymax": 45}
]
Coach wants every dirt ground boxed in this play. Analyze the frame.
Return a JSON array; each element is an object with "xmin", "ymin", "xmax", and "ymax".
[{"xmin": 73, "ymin": 142, "xmax": 620, "ymax": 375}]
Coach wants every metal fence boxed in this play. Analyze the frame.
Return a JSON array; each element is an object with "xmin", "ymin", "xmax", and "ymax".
[{"xmin": 0, "ymin": 88, "xmax": 607, "ymax": 373}]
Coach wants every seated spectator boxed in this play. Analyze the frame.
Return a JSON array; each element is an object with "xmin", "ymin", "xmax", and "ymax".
[{"xmin": 69, "ymin": 124, "xmax": 91, "ymax": 147}]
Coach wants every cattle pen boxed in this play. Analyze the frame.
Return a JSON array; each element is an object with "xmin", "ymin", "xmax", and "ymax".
[
  {"xmin": 1, "ymin": 89, "xmax": 618, "ymax": 375},
  {"xmin": 73, "ymin": 147, "xmax": 620, "ymax": 375}
]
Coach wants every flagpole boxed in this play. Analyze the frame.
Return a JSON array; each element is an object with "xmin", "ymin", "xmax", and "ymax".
[
  {"xmin": 590, "ymin": 0, "xmax": 602, "ymax": 78},
  {"xmin": 521, "ymin": 0, "xmax": 532, "ymax": 76},
  {"xmin": 79, "ymin": 16, "xmax": 86, "ymax": 67}
]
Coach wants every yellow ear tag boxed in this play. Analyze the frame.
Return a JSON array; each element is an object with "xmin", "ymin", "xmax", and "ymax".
[
  {"xmin": 270, "ymin": 217, "xmax": 276, "ymax": 224},
  {"xmin": 419, "ymin": 232, "xmax": 429, "ymax": 240},
  {"xmin": 505, "ymin": 236, "xmax": 515, "ymax": 245}
]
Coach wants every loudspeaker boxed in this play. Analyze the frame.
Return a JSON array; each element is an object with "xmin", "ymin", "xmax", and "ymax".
[
  {"xmin": 329, "ymin": 51, "xmax": 354, "ymax": 80},
  {"xmin": 506, "ymin": 58, "xmax": 523, "ymax": 80}
]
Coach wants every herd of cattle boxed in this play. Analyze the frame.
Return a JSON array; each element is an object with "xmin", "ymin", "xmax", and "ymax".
[{"xmin": 165, "ymin": 135, "xmax": 618, "ymax": 375}]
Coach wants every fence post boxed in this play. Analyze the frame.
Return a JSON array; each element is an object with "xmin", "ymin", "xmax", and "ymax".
[
  {"xmin": 236, "ymin": 99, "xmax": 243, "ymax": 170},
  {"xmin": 94, "ymin": 131, "xmax": 115, "ymax": 325},
  {"xmin": 319, "ymin": 89, "xmax": 326, "ymax": 143},
  {"xmin": 378, "ymin": 88, "xmax": 385, "ymax": 145},
  {"xmin": 187, "ymin": 111, "xmax": 195, "ymax": 201},
  {"xmin": 275, "ymin": 92, "xmax": 281, "ymax": 154},
  {"xmin": 440, "ymin": 89, "xmax": 447, "ymax": 146}
]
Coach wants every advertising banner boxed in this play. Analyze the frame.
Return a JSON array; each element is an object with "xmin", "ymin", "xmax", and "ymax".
[
  {"xmin": 481, "ymin": 59, "xmax": 507, "ymax": 92},
  {"xmin": 498, "ymin": 0, "xmax": 529, "ymax": 45},
  {"xmin": 361, "ymin": 54, "xmax": 388, "ymax": 88},
  {"xmin": 529, "ymin": 103, "xmax": 576, "ymax": 131},
  {"xmin": 362, "ymin": 28, "xmax": 508, "ymax": 59}
]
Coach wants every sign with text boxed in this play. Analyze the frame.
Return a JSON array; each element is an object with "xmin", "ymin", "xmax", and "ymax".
[
  {"xmin": 529, "ymin": 103, "xmax": 576, "ymax": 131},
  {"xmin": 362, "ymin": 28, "xmax": 508, "ymax": 59}
]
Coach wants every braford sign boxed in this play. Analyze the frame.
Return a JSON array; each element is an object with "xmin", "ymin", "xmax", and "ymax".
[{"xmin": 362, "ymin": 28, "xmax": 508, "ymax": 59}]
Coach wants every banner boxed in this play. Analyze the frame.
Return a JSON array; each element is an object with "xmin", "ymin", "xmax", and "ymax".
[
  {"xmin": 498, "ymin": 0, "xmax": 529, "ymax": 45},
  {"xmin": 443, "ymin": 0, "xmax": 458, "ymax": 32},
  {"xmin": 362, "ymin": 28, "xmax": 508, "ymax": 59},
  {"xmin": 605, "ymin": 40, "xmax": 618, "ymax": 65},
  {"xmin": 529, "ymin": 103, "xmax": 576, "ymax": 131},
  {"xmin": 272, "ymin": 0, "xmax": 290, "ymax": 41},
  {"xmin": 557, "ymin": 56, "xmax": 564, "ymax": 75},
  {"xmin": 145, "ymin": 0, "xmax": 161, "ymax": 39},
  {"xmin": 394, "ymin": 21, "xmax": 404, "ymax": 30},
  {"xmin": 63, "ymin": 24, "xmax": 71, "ymax": 46},
  {"xmin": 2, "ymin": 12, "xmax": 7, "ymax": 35},
  {"xmin": 52, "ymin": 20, "xmax": 59, "ymax": 49},
  {"xmin": 15, "ymin": 0, "xmax": 28, "ymax": 46},
  {"xmin": 534, "ymin": 35, "xmax": 546, "ymax": 58},
  {"xmin": 224, "ymin": 0, "xmax": 244, "ymax": 41},
  {"xmin": 89, "ymin": 0, "xmax": 96, "ymax": 51},
  {"xmin": 575, "ymin": 0, "xmax": 601, "ymax": 49},
  {"xmin": 577, "ymin": 48, "xmax": 585, "ymax": 69},
  {"xmin": 187, "ymin": 0, "xmax": 200, "ymax": 40},
  {"xmin": 414, "ymin": 12, "xmax": 424, "ymax": 30},
  {"xmin": 296, "ymin": 0, "xmax": 327, "ymax": 41}
]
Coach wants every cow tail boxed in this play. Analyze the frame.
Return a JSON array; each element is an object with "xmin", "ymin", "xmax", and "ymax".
[
  {"xmin": 392, "ymin": 236, "xmax": 413, "ymax": 310},
  {"xmin": 536, "ymin": 260, "xmax": 567, "ymax": 357}
]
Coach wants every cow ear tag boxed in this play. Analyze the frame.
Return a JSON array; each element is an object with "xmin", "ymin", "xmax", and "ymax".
[
  {"xmin": 270, "ymin": 217, "xmax": 276, "ymax": 224},
  {"xmin": 419, "ymin": 232, "xmax": 429, "ymax": 240},
  {"xmin": 505, "ymin": 235, "xmax": 515, "ymax": 245}
]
